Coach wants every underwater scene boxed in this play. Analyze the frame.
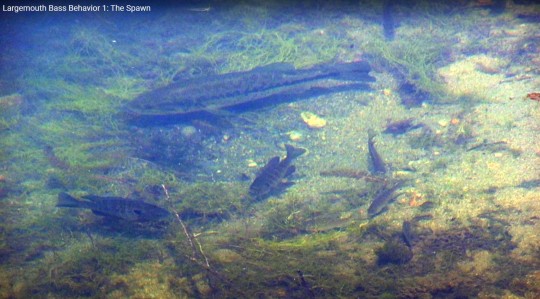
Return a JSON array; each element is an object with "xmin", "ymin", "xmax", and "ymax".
[{"xmin": 1, "ymin": 0, "xmax": 540, "ymax": 298}]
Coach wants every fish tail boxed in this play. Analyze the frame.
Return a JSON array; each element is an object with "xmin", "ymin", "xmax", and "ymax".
[
  {"xmin": 368, "ymin": 128, "xmax": 377, "ymax": 141},
  {"xmin": 285, "ymin": 144, "xmax": 307, "ymax": 160},
  {"xmin": 57, "ymin": 192, "xmax": 81, "ymax": 208}
]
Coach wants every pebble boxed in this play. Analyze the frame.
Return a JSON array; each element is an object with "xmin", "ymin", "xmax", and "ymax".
[
  {"xmin": 438, "ymin": 120, "xmax": 449, "ymax": 127},
  {"xmin": 301, "ymin": 111, "xmax": 327, "ymax": 129},
  {"xmin": 288, "ymin": 131, "xmax": 303, "ymax": 141}
]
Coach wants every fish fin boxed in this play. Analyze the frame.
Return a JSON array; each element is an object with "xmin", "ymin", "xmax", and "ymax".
[
  {"xmin": 82, "ymin": 195, "xmax": 101, "ymax": 202},
  {"xmin": 91, "ymin": 210, "xmax": 110, "ymax": 217},
  {"xmin": 368, "ymin": 205, "xmax": 388, "ymax": 218},
  {"xmin": 279, "ymin": 181, "xmax": 295, "ymax": 189},
  {"xmin": 284, "ymin": 165, "xmax": 296, "ymax": 178},
  {"xmin": 285, "ymin": 144, "xmax": 307, "ymax": 160},
  {"xmin": 257, "ymin": 157, "xmax": 280, "ymax": 175},
  {"xmin": 83, "ymin": 195, "xmax": 126, "ymax": 202},
  {"xmin": 91, "ymin": 210, "xmax": 123, "ymax": 220},
  {"xmin": 270, "ymin": 182, "xmax": 295, "ymax": 196},
  {"xmin": 57, "ymin": 192, "xmax": 81, "ymax": 208}
]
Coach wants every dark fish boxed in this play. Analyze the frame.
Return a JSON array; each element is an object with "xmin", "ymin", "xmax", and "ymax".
[
  {"xmin": 126, "ymin": 61, "xmax": 374, "ymax": 118},
  {"xmin": 382, "ymin": 0, "xmax": 396, "ymax": 41},
  {"xmin": 419, "ymin": 201, "xmax": 435, "ymax": 211},
  {"xmin": 367, "ymin": 129, "xmax": 388, "ymax": 175},
  {"xmin": 489, "ymin": 0, "xmax": 506, "ymax": 15},
  {"xmin": 249, "ymin": 144, "xmax": 306, "ymax": 200},
  {"xmin": 367, "ymin": 181, "xmax": 402, "ymax": 217},
  {"xmin": 466, "ymin": 140, "xmax": 508, "ymax": 152},
  {"xmin": 383, "ymin": 118, "xmax": 424, "ymax": 136},
  {"xmin": 517, "ymin": 13, "xmax": 540, "ymax": 23},
  {"xmin": 413, "ymin": 214, "xmax": 434, "ymax": 221},
  {"xmin": 56, "ymin": 192, "xmax": 170, "ymax": 222},
  {"xmin": 402, "ymin": 220, "xmax": 413, "ymax": 249}
]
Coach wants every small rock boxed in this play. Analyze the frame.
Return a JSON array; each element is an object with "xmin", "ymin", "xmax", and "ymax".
[
  {"xmin": 287, "ymin": 131, "xmax": 303, "ymax": 141},
  {"xmin": 301, "ymin": 111, "xmax": 327, "ymax": 129},
  {"xmin": 438, "ymin": 120, "xmax": 449, "ymax": 127}
]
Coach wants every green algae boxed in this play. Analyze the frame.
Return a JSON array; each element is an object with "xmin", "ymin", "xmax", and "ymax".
[
  {"xmin": 41, "ymin": 80, "xmax": 124, "ymax": 125},
  {"xmin": 375, "ymin": 239, "xmax": 412, "ymax": 265},
  {"xmin": 173, "ymin": 181, "xmax": 247, "ymax": 221},
  {"xmin": 194, "ymin": 24, "xmax": 344, "ymax": 75},
  {"xmin": 0, "ymin": 97, "xmax": 21, "ymax": 132},
  {"xmin": 363, "ymin": 33, "xmax": 451, "ymax": 102},
  {"xmin": 64, "ymin": 27, "xmax": 140, "ymax": 79},
  {"xmin": 0, "ymin": 94, "xmax": 23, "ymax": 168},
  {"xmin": 18, "ymin": 237, "xmax": 165, "ymax": 298},
  {"xmin": 102, "ymin": 76, "xmax": 147, "ymax": 100}
]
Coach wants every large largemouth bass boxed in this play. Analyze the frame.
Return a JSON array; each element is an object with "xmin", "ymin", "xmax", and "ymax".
[
  {"xmin": 57, "ymin": 192, "xmax": 170, "ymax": 222},
  {"xmin": 126, "ymin": 61, "xmax": 374, "ymax": 118}
]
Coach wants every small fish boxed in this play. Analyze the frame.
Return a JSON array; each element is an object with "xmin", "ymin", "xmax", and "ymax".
[
  {"xmin": 249, "ymin": 144, "xmax": 306, "ymax": 200},
  {"xmin": 383, "ymin": 118, "xmax": 424, "ymax": 136},
  {"xmin": 367, "ymin": 181, "xmax": 402, "ymax": 217},
  {"xmin": 56, "ymin": 192, "xmax": 170, "ymax": 222},
  {"xmin": 466, "ymin": 140, "xmax": 508, "ymax": 152},
  {"xmin": 402, "ymin": 220, "xmax": 413, "ymax": 249},
  {"xmin": 367, "ymin": 129, "xmax": 388, "ymax": 175}
]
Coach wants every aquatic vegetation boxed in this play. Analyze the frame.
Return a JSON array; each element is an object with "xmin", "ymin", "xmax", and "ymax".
[
  {"xmin": 0, "ymin": 94, "xmax": 22, "ymax": 132},
  {"xmin": 64, "ymin": 27, "xmax": 139, "ymax": 79},
  {"xmin": 174, "ymin": 181, "xmax": 246, "ymax": 221},
  {"xmin": 43, "ymin": 80, "xmax": 123, "ymax": 121},
  {"xmin": 320, "ymin": 168, "xmax": 368, "ymax": 179},
  {"xmin": 361, "ymin": 25, "xmax": 452, "ymax": 102},
  {"xmin": 406, "ymin": 125, "xmax": 441, "ymax": 149},
  {"xmin": 53, "ymin": 141, "xmax": 121, "ymax": 170},
  {"xmin": 101, "ymin": 76, "xmax": 147, "ymax": 101},
  {"xmin": 0, "ymin": 94, "xmax": 22, "ymax": 170},
  {"xmin": 449, "ymin": 122, "xmax": 474, "ymax": 146},
  {"xmin": 196, "ymin": 26, "xmax": 343, "ymax": 73},
  {"xmin": 258, "ymin": 195, "xmax": 307, "ymax": 238},
  {"xmin": 21, "ymin": 237, "xmax": 164, "ymax": 298},
  {"xmin": 375, "ymin": 239, "xmax": 412, "ymax": 265}
]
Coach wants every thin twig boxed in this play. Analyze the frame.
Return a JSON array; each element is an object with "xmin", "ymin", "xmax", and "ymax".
[
  {"xmin": 161, "ymin": 184, "xmax": 249, "ymax": 298},
  {"xmin": 162, "ymin": 184, "xmax": 198, "ymax": 260}
]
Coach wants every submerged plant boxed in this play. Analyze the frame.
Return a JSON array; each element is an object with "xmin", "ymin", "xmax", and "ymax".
[{"xmin": 365, "ymin": 34, "xmax": 450, "ymax": 101}]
